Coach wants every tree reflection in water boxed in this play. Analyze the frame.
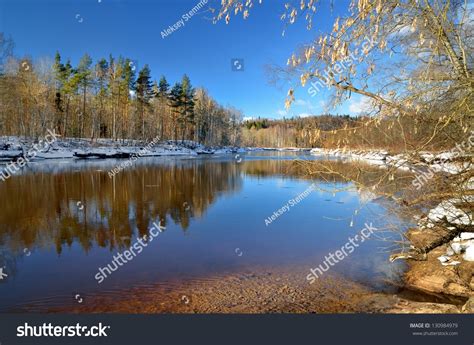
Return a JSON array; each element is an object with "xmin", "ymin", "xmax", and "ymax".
[{"xmin": 0, "ymin": 156, "xmax": 413, "ymax": 276}]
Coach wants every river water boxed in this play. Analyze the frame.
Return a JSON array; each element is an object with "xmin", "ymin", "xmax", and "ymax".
[{"xmin": 0, "ymin": 152, "xmax": 408, "ymax": 312}]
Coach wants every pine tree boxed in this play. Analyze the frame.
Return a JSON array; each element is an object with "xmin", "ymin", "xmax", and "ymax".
[
  {"xmin": 53, "ymin": 52, "xmax": 65, "ymax": 134},
  {"xmin": 53, "ymin": 53, "xmax": 77, "ymax": 137},
  {"xmin": 169, "ymin": 82, "xmax": 182, "ymax": 141},
  {"xmin": 180, "ymin": 74, "xmax": 194, "ymax": 142},
  {"xmin": 135, "ymin": 64, "xmax": 153, "ymax": 139},
  {"xmin": 77, "ymin": 53, "xmax": 92, "ymax": 138},
  {"xmin": 157, "ymin": 76, "xmax": 169, "ymax": 139},
  {"xmin": 95, "ymin": 58, "xmax": 108, "ymax": 138},
  {"xmin": 119, "ymin": 58, "xmax": 136, "ymax": 140}
]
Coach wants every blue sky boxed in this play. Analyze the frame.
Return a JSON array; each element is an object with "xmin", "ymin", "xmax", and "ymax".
[{"xmin": 0, "ymin": 0, "xmax": 363, "ymax": 119}]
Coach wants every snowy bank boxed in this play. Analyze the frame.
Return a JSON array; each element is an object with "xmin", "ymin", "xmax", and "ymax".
[
  {"xmin": 0, "ymin": 137, "xmax": 248, "ymax": 162},
  {"xmin": 310, "ymin": 147, "xmax": 472, "ymax": 174}
]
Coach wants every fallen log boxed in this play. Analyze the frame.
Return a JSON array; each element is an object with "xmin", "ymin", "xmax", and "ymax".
[
  {"xmin": 390, "ymin": 221, "xmax": 474, "ymax": 262},
  {"xmin": 0, "ymin": 152, "xmax": 23, "ymax": 161},
  {"xmin": 0, "ymin": 146, "xmax": 28, "ymax": 162},
  {"xmin": 74, "ymin": 151, "xmax": 133, "ymax": 159}
]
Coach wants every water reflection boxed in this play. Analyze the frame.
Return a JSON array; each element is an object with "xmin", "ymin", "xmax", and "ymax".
[
  {"xmin": 0, "ymin": 154, "xmax": 412, "ymax": 311},
  {"xmin": 0, "ymin": 160, "xmax": 244, "ymax": 258},
  {"xmin": 0, "ymin": 156, "xmax": 413, "ymax": 258}
]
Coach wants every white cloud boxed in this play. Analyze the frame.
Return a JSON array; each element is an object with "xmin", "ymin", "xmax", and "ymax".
[
  {"xmin": 243, "ymin": 116, "xmax": 254, "ymax": 121},
  {"xmin": 348, "ymin": 96, "xmax": 373, "ymax": 114},
  {"xmin": 294, "ymin": 99, "xmax": 308, "ymax": 106},
  {"xmin": 276, "ymin": 98, "xmax": 319, "ymax": 118},
  {"xmin": 294, "ymin": 99, "xmax": 317, "ymax": 111}
]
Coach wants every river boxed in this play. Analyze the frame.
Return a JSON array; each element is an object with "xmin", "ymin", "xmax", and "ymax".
[{"xmin": 0, "ymin": 152, "xmax": 409, "ymax": 312}]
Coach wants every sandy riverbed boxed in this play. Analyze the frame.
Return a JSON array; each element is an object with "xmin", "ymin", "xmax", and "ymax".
[{"xmin": 46, "ymin": 265, "xmax": 468, "ymax": 314}]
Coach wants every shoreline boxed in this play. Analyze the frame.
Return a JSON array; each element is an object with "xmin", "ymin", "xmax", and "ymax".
[
  {"xmin": 36, "ymin": 266, "xmax": 470, "ymax": 314},
  {"xmin": 1, "ymin": 135, "xmax": 470, "ymax": 168}
]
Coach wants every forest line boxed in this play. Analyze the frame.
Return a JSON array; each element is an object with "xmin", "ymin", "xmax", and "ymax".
[
  {"xmin": 0, "ymin": 39, "xmax": 241, "ymax": 146},
  {"xmin": 0, "ymin": 34, "xmax": 468, "ymax": 152}
]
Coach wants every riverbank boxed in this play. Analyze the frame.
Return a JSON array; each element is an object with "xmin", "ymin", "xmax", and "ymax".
[
  {"xmin": 5, "ymin": 135, "xmax": 468, "ymax": 170},
  {"xmin": 309, "ymin": 147, "xmax": 474, "ymax": 310},
  {"xmin": 44, "ymin": 266, "xmax": 470, "ymax": 314},
  {"xmin": 310, "ymin": 147, "xmax": 472, "ymax": 175},
  {"xmin": 0, "ymin": 136, "xmax": 320, "ymax": 163},
  {"xmin": 0, "ymin": 136, "xmax": 250, "ymax": 161},
  {"xmin": 400, "ymin": 225, "xmax": 474, "ymax": 300}
]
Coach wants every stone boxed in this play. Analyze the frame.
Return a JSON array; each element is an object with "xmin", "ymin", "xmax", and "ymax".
[
  {"xmin": 463, "ymin": 246, "xmax": 474, "ymax": 262},
  {"xmin": 462, "ymin": 297, "xmax": 474, "ymax": 313}
]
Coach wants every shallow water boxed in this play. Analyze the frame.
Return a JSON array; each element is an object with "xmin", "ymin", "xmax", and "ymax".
[{"xmin": 0, "ymin": 152, "xmax": 407, "ymax": 312}]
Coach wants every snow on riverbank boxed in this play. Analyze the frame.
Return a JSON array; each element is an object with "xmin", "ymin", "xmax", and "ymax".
[
  {"xmin": 0, "ymin": 137, "xmax": 251, "ymax": 162},
  {"xmin": 420, "ymin": 197, "xmax": 474, "ymax": 265},
  {"xmin": 0, "ymin": 135, "xmax": 322, "ymax": 163},
  {"xmin": 310, "ymin": 147, "xmax": 472, "ymax": 174},
  {"xmin": 310, "ymin": 147, "xmax": 474, "ymax": 268},
  {"xmin": 418, "ymin": 194, "xmax": 474, "ymax": 265}
]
